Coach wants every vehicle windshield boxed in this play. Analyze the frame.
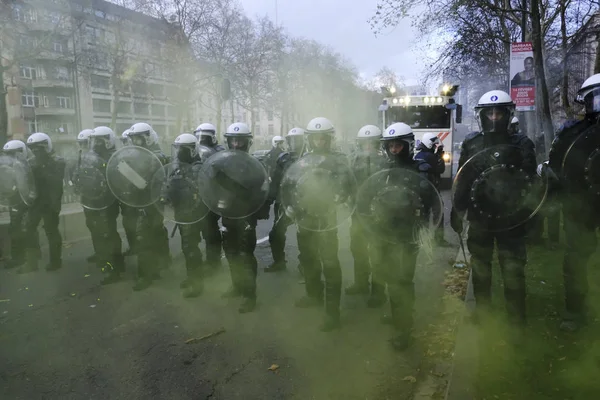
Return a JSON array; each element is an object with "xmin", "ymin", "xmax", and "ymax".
[{"xmin": 387, "ymin": 105, "xmax": 451, "ymax": 129}]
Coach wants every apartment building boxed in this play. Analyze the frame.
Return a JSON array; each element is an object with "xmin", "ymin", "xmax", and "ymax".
[{"xmin": 2, "ymin": 0, "xmax": 282, "ymax": 153}]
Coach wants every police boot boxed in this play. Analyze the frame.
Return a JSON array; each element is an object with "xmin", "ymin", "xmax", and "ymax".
[
  {"xmin": 345, "ymin": 283, "xmax": 369, "ymax": 295},
  {"xmin": 295, "ymin": 295, "xmax": 323, "ymax": 308},
  {"xmin": 320, "ymin": 313, "xmax": 341, "ymax": 332},
  {"xmin": 101, "ymin": 270, "xmax": 122, "ymax": 285},
  {"xmin": 264, "ymin": 260, "xmax": 286, "ymax": 273},
  {"xmin": 221, "ymin": 286, "xmax": 243, "ymax": 299},
  {"xmin": 17, "ymin": 250, "xmax": 39, "ymax": 274},
  {"xmin": 4, "ymin": 258, "xmax": 24, "ymax": 269},
  {"xmin": 238, "ymin": 297, "xmax": 257, "ymax": 313},
  {"xmin": 389, "ymin": 332, "xmax": 412, "ymax": 352},
  {"xmin": 87, "ymin": 254, "xmax": 98, "ymax": 263},
  {"xmin": 368, "ymin": 280, "xmax": 386, "ymax": 308},
  {"xmin": 182, "ymin": 269, "xmax": 203, "ymax": 298},
  {"xmin": 45, "ymin": 261, "xmax": 62, "ymax": 271}
]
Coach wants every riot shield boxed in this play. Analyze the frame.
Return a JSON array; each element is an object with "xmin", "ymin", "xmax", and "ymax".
[
  {"xmin": 279, "ymin": 153, "xmax": 357, "ymax": 232},
  {"xmin": 106, "ymin": 146, "xmax": 165, "ymax": 208},
  {"xmin": 562, "ymin": 124, "xmax": 600, "ymax": 202},
  {"xmin": 151, "ymin": 162, "xmax": 209, "ymax": 224},
  {"xmin": 198, "ymin": 150, "xmax": 269, "ymax": 219},
  {"xmin": 452, "ymin": 144, "xmax": 548, "ymax": 232},
  {"xmin": 73, "ymin": 151, "xmax": 116, "ymax": 210},
  {"xmin": 356, "ymin": 168, "xmax": 443, "ymax": 244},
  {"xmin": 0, "ymin": 155, "xmax": 36, "ymax": 207}
]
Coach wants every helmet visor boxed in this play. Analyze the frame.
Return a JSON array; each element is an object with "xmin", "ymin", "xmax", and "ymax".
[
  {"xmin": 226, "ymin": 137, "xmax": 251, "ymax": 152},
  {"xmin": 477, "ymin": 106, "xmax": 513, "ymax": 133},
  {"xmin": 584, "ymin": 87, "xmax": 600, "ymax": 114},
  {"xmin": 286, "ymin": 135, "xmax": 304, "ymax": 153}
]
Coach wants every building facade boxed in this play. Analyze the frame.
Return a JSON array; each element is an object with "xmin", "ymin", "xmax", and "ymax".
[{"xmin": 1, "ymin": 0, "xmax": 281, "ymax": 153}]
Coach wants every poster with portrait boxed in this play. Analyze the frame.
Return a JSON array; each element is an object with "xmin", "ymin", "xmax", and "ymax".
[{"xmin": 510, "ymin": 42, "xmax": 536, "ymax": 111}]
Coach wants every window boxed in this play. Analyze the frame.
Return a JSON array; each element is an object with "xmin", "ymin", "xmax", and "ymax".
[
  {"xmin": 134, "ymin": 102, "xmax": 149, "ymax": 115},
  {"xmin": 19, "ymin": 65, "xmax": 36, "ymax": 79},
  {"xmin": 21, "ymin": 91, "xmax": 39, "ymax": 107},
  {"xmin": 153, "ymin": 104, "xmax": 165, "ymax": 116},
  {"xmin": 93, "ymin": 99, "xmax": 111, "ymax": 113},
  {"xmin": 91, "ymin": 75, "xmax": 110, "ymax": 90},
  {"xmin": 85, "ymin": 25, "xmax": 100, "ymax": 44},
  {"xmin": 254, "ymin": 125, "xmax": 261, "ymax": 136},
  {"xmin": 53, "ymin": 41, "xmax": 63, "ymax": 53},
  {"xmin": 117, "ymin": 101, "xmax": 131, "ymax": 114},
  {"xmin": 132, "ymin": 81, "xmax": 147, "ymax": 96},
  {"xmin": 268, "ymin": 124, "xmax": 274, "ymax": 135},
  {"xmin": 148, "ymin": 83, "xmax": 164, "ymax": 98},
  {"xmin": 267, "ymin": 110, "xmax": 274, "ymax": 121},
  {"xmin": 94, "ymin": 10, "xmax": 105, "ymax": 18},
  {"xmin": 57, "ymin": 96, "xmax": 72, "ymax": 109},
  {"xmin": 13, "ymin": 5, "xmax": 36, "ymax": 22},
  {"xmin": 27, "ymin": 120, "xmax": 37, "ymax": 133},
  {"xmin": 18, "ymin": 35, "xmax": 36, "ymax": 50},
  {"xmin": 55, "ymin": 66, "xmax": 69, "ymax": 81}
]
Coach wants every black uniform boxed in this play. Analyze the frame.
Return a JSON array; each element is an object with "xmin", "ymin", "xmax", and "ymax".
[
  {"xmin": 453, "ymin": 131, "xmax": 537, "ymax": 324},
  {"xmin": 365, "ymin": 152, "xmax": 434, "ymax": 350},
  {"xmin": 164, "ymin": 158, "xmax": 206, "ymax": 297},
  {"xmin": 200, "ymin": 143, "xmax": 225, "ymax": 270},
  {"xmin": 264, "ymin": 146, "xmax": 284, "ymax": 176},
  {"xmin": 294, "ymin": 151, "xmax": 354, "ymax": 330},
  {"xmin": 414, "ymin": 143, "xmax": 446, "ymax": 242},
  {"xmin": 265, "ymin": 150, "xmax": 299, "ymax": 271},
  {"xmin": 347, "ymin": 150, "xmax": 387, "ymax": 297},
  {"xmin": 21, "ymin": 152, "xmax": 65, "ymax": 272},
  {"xmin": 548, "ymin": 117, "xmax": 599, "ymax": 327},
  {"xmin": 3, "ymin": 155, "xmax": 39, "ymax": 268},
  {"xmin": 76, "ymin": 148, "xmax": 124, "ymax": 284},
  {"xmin": 134, "ymin": 147, "xmax": 170, "ymax": 291}
]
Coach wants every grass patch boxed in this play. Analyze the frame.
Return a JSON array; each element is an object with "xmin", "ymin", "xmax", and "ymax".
[{"xmin": 474, "ymin": 241, "xmax": 600, "ymax": 399}]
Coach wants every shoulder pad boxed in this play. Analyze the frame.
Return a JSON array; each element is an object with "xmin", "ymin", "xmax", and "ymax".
[
  {"xmin": 464, "ymin": 131, "xmax": 483, "ymax": 142},
  {"xmin": 415, "ymin": 159, "xmax": 431, "ymax": 172},
  {"xmin": 214, "ymin": 144, "xmax": 226, "ymax": 152}
]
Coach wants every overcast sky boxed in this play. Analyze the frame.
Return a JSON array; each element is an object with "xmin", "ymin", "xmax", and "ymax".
[{"xmin": 238, "ymin": 0, "xmax": 426, "ymax": 86}]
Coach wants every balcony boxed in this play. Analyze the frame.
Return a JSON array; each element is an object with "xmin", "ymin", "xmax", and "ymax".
[
  {"xmin": 34, "ymin": 107, "xmax": 76, "ymax": 116},
  {"xmin": 31, "ymin": 78, "xmax": 74, "ymax": 89},
  {"xmin": 35, "ymin": 50, "xmax": 74, "ymax": 62}
]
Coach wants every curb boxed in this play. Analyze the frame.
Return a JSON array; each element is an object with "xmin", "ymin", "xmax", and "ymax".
[{"xmin": 444, "ymin": 253, "xmax": 477, "ymax": 400}]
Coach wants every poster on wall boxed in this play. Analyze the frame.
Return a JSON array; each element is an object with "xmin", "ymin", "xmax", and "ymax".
[{"xmin": 509, "ymin": 42, "xmax": 536, "ymax": 111}]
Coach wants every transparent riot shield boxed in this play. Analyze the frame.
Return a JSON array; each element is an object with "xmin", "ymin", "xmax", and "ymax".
[
  {"xmin": 151, "ymin": 162, "xmax": 209, "ymax": 224},
  {"xmin": 356, "ymin": 167, "xmax": 443, "ymax": 244},
  {"xmin": 279, "ymin": 152, "xmax": 357, "ymax": 232},
  {"xmin": 72, "ymin": 151, "xmax": 116, "ymax": 210},
  {"xmin": 0, "ymin": 155, "xmax": 37, "ymax": 207},
  {"xmin": 452, "ymin": 144, "xmax": 548, "ymax": 232},
  {"xmin": 106, "ymin": 146, "xmax": 165, "ymax": 208},
  {"xmin": 198, "ymin": 150, "xmax": 269, "ymax": 219},
  {"xmin": 562, "ymin": 124, "xmax": 600, "ymax": 202}
]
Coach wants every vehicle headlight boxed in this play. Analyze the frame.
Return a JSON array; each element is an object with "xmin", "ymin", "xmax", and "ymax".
[{"xmin": 442, "ymin": 153, "xmax": 450, "ymax": 162}]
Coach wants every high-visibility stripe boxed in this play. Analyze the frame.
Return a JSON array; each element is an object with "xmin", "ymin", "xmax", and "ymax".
[{"xmin": 437, "ymin": 131, "xmax": 450, "ymax": 142}]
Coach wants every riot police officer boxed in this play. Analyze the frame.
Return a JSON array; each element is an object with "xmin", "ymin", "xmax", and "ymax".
[
  {"xmin": 119, "ymin": 128, "xmax": 137, "ymax": 256},
  {"xmin": 547, "ymin": 73, "xmax": 600, "ymax": 331},
  {"xmin": 86, "ymin": 127, "xmax": 124, "ymax": 284},
  {"xmin": 265, "ymin": 127, "xmax": 306, "ymax": 273},
  {"xmin": 194, "ymin": 122, "xmax": 225, "ymax": 271},
  {"xmin": 371, "ymin": 122, "xmax": 434, "ymax": 350},
  {"xmin": 264, "ymin": 136, "xmax": 285, "ymax": 175},
  {"xmin": 127, "ymin": 122, "xmax": 170, "ymax": 291},
  {"xmin": 294, "ymin": 117, "xmax": 352, "ymax": 332},
  {"xmin": 72, "ymin": 129, "xmax": 101, "ymax": 263},
  {"xmin": 346, "ymin": 124, "xmax": 387, "ymax": 304},
  {"xmin": 167, "ymin": 133, "xmax": 206, "ymax": 298},
  {"xmin": 2, "ymin": 140, "xmax": 35, "ymax": 269},
  {"xmin": 510, "ymin": 117, "xmax": 520, "ymax": 135},
  {"xmin": 451, "ymin": 90, "xmax": 537, "ymax": 326},
  {"xmin": 220, "ymin": 122, "xmax": 266, "ymax": 313},
  {"xmin": 415, "ymin": 132, "xmax": 448, "ymax": 245},
  {"xmin": 20, "ymin": 133, "xmax": 65, "ymax": 273}
]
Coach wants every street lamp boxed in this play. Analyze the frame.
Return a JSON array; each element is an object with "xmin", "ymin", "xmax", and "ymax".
[{"xmin": 389, "ymin": 86, "xmax": 397, "ymax": 95}]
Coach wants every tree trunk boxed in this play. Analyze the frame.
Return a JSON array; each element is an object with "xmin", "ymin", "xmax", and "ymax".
[
  {"xmin": 531, "ymin": 0, "xmax": 555, "ymax": 156},
  {"xmin": 0, "ymin": 68, "xmax": 8, "ymax": 145},
  {"xmin": 595, "ymin": 32, "xmax": 600, "ymax": 74},
  {"xmin": 215, "ymin": 93, "xmax": 222, "ymax": 144},
  {"xmin": 560, "ymin": 0, "xmax": 570, "ymax": 117},
  {"xmin": 111, "ymin": 90, "xmax": 119, "ymax": 132}
]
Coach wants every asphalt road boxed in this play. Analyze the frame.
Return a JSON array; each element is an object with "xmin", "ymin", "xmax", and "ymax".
[{"xmin": 0, "ymin": 191, "xmax": 459, "ymax": 400}]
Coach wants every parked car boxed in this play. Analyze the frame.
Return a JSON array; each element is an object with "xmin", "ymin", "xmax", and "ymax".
[{"xmin": 251, "ymin": 149, "xmax": 269, "ymax": 162}]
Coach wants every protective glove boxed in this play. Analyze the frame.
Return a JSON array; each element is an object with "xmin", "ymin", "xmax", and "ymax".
[{"xmin": 450, "ymin": 208, "xmax": 464, "ymax": 234}]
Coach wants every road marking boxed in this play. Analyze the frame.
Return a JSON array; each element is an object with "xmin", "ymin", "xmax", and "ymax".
[{"xmin": 256, "ymin": 236, "xmax": 269, "ymax": 245}]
